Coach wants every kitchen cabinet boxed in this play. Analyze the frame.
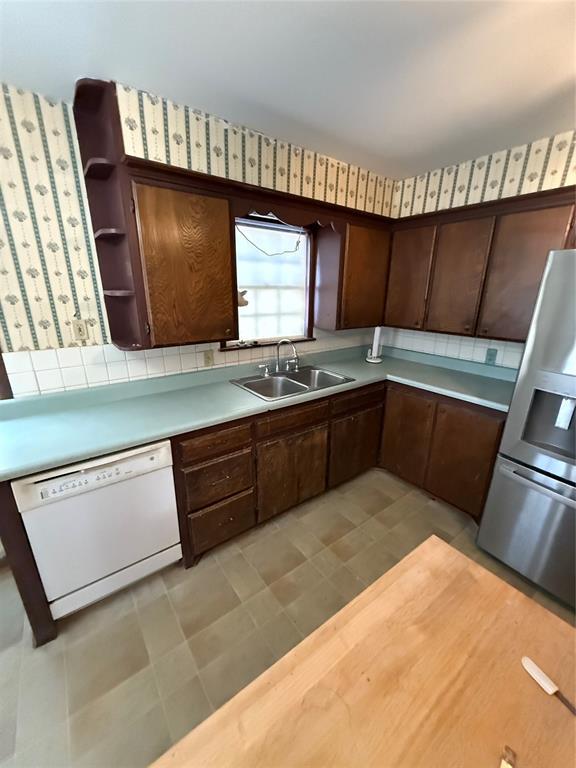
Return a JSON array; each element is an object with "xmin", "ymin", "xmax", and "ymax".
[
  {"xmin": 315, "ymin": 223, "xmax": 391, "ymax": 330},
  {"xmin": 134, "ymin": 183, "xmax": 237, "ymax": 346},
  {"xmin": 257, "ymin": 425, "xmax": 329, "ymax": 522},
  {"xmin": 424, "ymin": 400, "xmax": 505, "ymax": 519},
  {"xmin": 384, "ymin": 226, "xmax": 436, "ymax": 329},
  {"xmin": 476, "ymin": 205, "xmax": 573, "ymax": 341},
  {"xmin": 379, "ymin": 385, "xmax": 436, "ymax": 486},
  {"xmin": 329, "ymin": 405, "xmax": 383, "ymax": 487},
  {"xmin": 425, "ymin": 218, "xmax": 494, "ymax": 335}
]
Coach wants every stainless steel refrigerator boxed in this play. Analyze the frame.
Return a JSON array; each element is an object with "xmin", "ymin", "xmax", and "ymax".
[{"xmin": 477, "ymin": 249, "xmax": 576, "ymax": 608}]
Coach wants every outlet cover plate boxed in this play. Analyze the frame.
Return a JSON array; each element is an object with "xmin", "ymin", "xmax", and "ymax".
[{"xmin": 485, "ymin": 348, "xmax": 498, "ymax": 366}]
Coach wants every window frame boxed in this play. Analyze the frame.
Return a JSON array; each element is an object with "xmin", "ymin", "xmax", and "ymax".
[{"xmin": 220, "ymin": 215, "xmax": 316, "ymax": 351}]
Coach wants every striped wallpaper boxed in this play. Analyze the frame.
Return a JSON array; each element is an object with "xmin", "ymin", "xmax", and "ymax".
[{"xmin": 0, "ymin": 83, "xmax": 107, "ymax": 351}]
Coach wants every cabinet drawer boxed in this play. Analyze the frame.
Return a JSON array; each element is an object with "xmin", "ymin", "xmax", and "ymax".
[
  {"xmin": 331, "ymin": 383, "xmax": 386, "ymax": 416},
  {"xmin": 255, "ymin": 400, "xmax": 330, "ymax": 439},
  {"xmin": 188, "ymin": 490, "xmax": 256, "ymax": 554},
  {"xmin": 183, "ymin": 448, "xmax": 253, "ymax": 511},
  {"xmin": 176, "ymin": 423, "xmax": 252, "ymax": 465}
]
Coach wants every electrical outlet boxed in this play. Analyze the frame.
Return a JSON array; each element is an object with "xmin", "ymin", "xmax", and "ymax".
[
  {"xmin": 485, "ymin": 348, "xmax": 498, "ymax": 366},
  {"xmin": 203, "ymin": 349, "xmax": 215, "ymax": 366},
  {"xmin": 72, "ymin": 318, "xmax": 88, "ymax": 341}
]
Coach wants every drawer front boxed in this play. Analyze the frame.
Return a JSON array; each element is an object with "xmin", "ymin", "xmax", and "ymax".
[
  {"xmin": 255, "ymin": 400, "xmax": 330, "ymax": 439},
  {"xmin": 331, "ymin": 383, "xmax": 386, "ymax": 416},
  {"xmin": 188, "ymin": 490, "xmax": 256, "ymax": 554},
  {"xmin": 183, "ymin": 448, "xmax": 253, "ymax": 511},
  {"xmin": 176, "ymin": 423, "xmax": 252, "ymax": 465}
]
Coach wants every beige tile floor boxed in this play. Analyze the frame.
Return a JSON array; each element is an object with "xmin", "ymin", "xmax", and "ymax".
[{"xmin": 0, "ymin": 468, "xmax": 573, "ymax": 767}]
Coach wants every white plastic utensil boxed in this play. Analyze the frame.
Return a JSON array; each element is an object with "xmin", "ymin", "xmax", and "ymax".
[{"xmin": 522, "ymin": 656, "xmax": 576, "ymax": 715}]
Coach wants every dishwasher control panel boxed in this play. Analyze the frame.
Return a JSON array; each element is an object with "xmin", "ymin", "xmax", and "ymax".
[{"xmin": 11, "ymin": 441, "xmax": 173, "ymax": 512}]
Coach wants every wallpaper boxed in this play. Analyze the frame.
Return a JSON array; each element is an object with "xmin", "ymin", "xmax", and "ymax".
[
  {"xmin": 390, "ymin": 129, "xmax": 576, "ymax": 217},
  {"xmin": 116, "ymin": 84, "xmax": 396, "ymax": 217},
  {"xmin": 0, "ymin": 83, "xmax": 107, "ymax": 351}
]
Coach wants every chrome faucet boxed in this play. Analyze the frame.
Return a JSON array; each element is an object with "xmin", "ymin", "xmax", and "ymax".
[{"xmin": 276, "ymin": 338, "xmax": 299, "ymax": 373}]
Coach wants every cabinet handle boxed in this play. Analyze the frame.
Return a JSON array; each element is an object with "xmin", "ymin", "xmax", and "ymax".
[
  {"xmin": 414, "ymin": 320, "xmax": 421, "ymax": 328},
  {"xmin": 464, "ymin": 324, "xmax": 471, "ymax": 331},
  {"xmin": 224, "ymin": 328, "xmax": 231, "ymax": 335}
]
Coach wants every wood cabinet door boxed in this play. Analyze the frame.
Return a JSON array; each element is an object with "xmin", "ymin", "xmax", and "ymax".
[
  {"xmin": 329, "ymin": 405, "xmax": 383, "ymax": 488},
  {"xmin": 477, "ymin": 205, "xmax": 573, "ymax": 341},
  {"xmin": 379, "ymin": 385, "xmax": 436, "ymax": 486},
  {"xmin": 134, "ymin": 183, "xmax": 237, "ymax": 346},
  {"xmin": 340, "ymin": 225, "xmax": 391, "ymax": 329},
  {"xmin": 384, "ymin": 226, "xmax": 436, "ymax": 330},
  {"xmin": 257, "ymin": 425, "xmax": 328, "ymax": 522},
  {"xmin": 425, "ymin": 401, "xmax": 505, "ymax": 519},
  {"xmin": 425, "ymin": 218, "xmax": 494, "ymax": 335}
]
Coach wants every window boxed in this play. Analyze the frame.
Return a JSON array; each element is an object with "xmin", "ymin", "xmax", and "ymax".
[{"xmin": 226, "ymin": 217, "xmax": 312, "ymax": 346}]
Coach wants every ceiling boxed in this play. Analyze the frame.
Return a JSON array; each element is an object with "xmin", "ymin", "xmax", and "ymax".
[{"xmin": 0, "ymin": 0, "xmax": 574, "ymax": 179}]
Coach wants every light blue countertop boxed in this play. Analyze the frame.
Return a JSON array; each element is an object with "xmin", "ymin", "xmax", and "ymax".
[{"xmin": 0, "ymin": 346, "xmax": 516, "ymax": 482}]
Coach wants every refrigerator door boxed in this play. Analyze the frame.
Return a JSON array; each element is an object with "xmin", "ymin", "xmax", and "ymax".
[{"xmin": 477, "ymin": 457, "xmax": 576, "ymax": 607}]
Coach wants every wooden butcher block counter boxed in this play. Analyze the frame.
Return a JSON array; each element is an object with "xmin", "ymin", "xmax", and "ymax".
[{"xmin": 152, "ymin": 536, "xmax": 575, "ymax": 768}]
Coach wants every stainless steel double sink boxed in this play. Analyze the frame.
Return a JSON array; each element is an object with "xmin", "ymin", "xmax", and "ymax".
[{"xmin": 231, "ymin": 366, "xmax": 355, "ymax": 401}]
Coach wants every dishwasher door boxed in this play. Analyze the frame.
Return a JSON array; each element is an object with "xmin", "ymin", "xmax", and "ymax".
[
  {"xmin": 12, "ymin": 441, "xmax": 181, "ymax": 617},
  {"xmin": 477, "ymin": 456, "xmax": 575, "ymax": 607}
]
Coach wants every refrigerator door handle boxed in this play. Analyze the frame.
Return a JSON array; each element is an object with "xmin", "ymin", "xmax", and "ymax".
[{"xmin": 498, "ymin": 465, "xmax": 576, "ymax": 509}]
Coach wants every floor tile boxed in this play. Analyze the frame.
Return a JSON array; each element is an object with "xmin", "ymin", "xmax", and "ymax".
[
  {"xmin": 0, "ymin": 568, "xmax": 24, "ymax": 653},
  {"xmin": 285, "ymin": 579, "xmax": 347, "ymax": 637},
  {"xmin": 276, "ymin": 517, "xmax": 325, "ymax": 558},
  {"xmin": 269, "ymin": 561, "xmax": 324, "ymax": 607},
  {"xmin": 66, "ymin": 613, "xmax": 149, "ymax": 715},
  {"xmin": 300, "ymin": 505, "xmax": 355, "ymax": 547},
  {"xmin": 243, "ymin": 588, "xmax": 283, "ymax": 627},
  {"xmin": 330, "ymin": 565, "xmax": 367, "ymax": 601},
  {"xmin": 311, "ymin": 547, "xmax": 343, "ymax": 577},
  {"xmin": 234, "ymin": 519, "xmax": 279, "ymax": 550},
  {"xmin": 76, "ymin": 703, "xmax": 171, "ymax": 768},
  {"xmin": 188, "ymin": 605, "xmax": 255, "ymax": 669},
  {"xmin": 331, "ymin": 494, "xmax": 372, "ymax": 526},
  {"xmin": 346, "ymin": 542, "xmax": 398, "ymax": 585},
  {"xmin": 243, "ymin": 531, "xmax": 306, "ymax": 585},
  {"xmin": 217, "ymin": 551, "xmax": 266, "ymax": 601},
  {"xmin": 368, "ymin": 468, "xmax": 415, "ymax": 500},
  {"xmin": 373, "ymin": 489, "xmax": 429, "ymax": 530},
  {"xmin": 532, "ymin": 588, "xmax": 575, "ymax": 626},
  {"xmin": 199, "ymin": 631, "xmax": 275, "ymax": 710},
  {"xmin": 338, "ymin": 480, "xmax": 395, "ymax": 518},
  {"xmin": 161, "ymin": 554, "xmax": 218, "ymax": 591},
  {"xmin": 380, "ymin": 514, "xmax": 439, "ymax": 561},
  {"xmin": 153, "ymin": 641, "xmax": 198, "ymax": 699},
  {"xmin": 260, "ymin": 612, "xmax": 302, "ymax": 661},
  {"xmin": 329, "ymin": 527, "xmax": 373, "ymax": 563},
  {"xmin": 12, "ymin": 722, "xmax": 70, "ymax": 768},
  {"xmin": 59, "ymin": 587, "xmax": 135, "ymax": 647},
  {"xmin": 0, "ymin": 651, "xmax": 19, "ymax": 763},
  {"xmin": 16, "ymin": 652, "xmax": 67, "ymax": 751},
  {"xmin": 358, "ymin": 516, "xmax": 389, "ymax": 541},
  {"xmin": 418, "ymin": 498, "xmax": 469, "ymax": 539},
  {"xmin": 69, "ymin": 667, "xmax": 159, "ymax": 761},
  {"xmin": 131, "ymin": 572, "xmax": 167, "ymax": 607},
  {"xmin": 137, "ymin": 594, "xmax": 185, "ymax": 659},
  {"xmin": 169, "ymin": 564, "xmax": 240, "ymax": 637},
  {"xmin": 163, "ymin": 677, "xmax": 213, "ymax": 743}
]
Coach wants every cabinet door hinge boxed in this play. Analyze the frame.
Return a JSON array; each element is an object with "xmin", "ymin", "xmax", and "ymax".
[
  {"xmin": 130, "ymin": 197, "xmax": 135, "ymax": 214},
  {"xmin": 145, "ymin": 322, "xmax": 151, "ymax": 335}
]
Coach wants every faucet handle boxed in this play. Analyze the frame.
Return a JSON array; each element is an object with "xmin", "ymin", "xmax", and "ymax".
[
  {"xmin": 258, "ymin": 363, "xmax": 271, "ymax": 377},
  {"xmin": 284, "ymin": 358, "xmax": 299, "ymax": 372}
]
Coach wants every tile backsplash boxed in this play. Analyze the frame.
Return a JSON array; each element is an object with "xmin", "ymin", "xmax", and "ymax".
[{"xmin": 3, "ymin": 326, "xmax": 523, "ymax": 397}]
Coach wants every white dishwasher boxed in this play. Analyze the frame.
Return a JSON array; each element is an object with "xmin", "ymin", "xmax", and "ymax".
[{"xmin": 11, "ymin": 441, "xmax": 181, "ymax": 619}]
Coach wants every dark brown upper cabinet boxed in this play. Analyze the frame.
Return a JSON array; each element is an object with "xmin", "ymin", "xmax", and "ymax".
[
  {"xmin": 315, "ymin": 223, "xmax": 391, "ymax": 330},
  {"xmin": 384, "ymin": 226, "xmax": 436, "ymax": 330},
  {"xmin": 476, "ymin": 205, "xmax": 574, "ymax": 342},
  {"xmin": 424, "ymin": 218, "xmax": 494, "ymax": 336},
  {"xmin": 134, "ymin": 183, "xmax": 237, "ymax": 346}
]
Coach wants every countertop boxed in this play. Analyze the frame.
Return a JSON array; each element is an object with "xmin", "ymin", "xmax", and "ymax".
[
  {"xmin": 0, "ymin": 347, "xmax": 516, "ymax": 482},
  {"xmin": 152, "ymin": 536, "xmax": 575, "ymax": 768}
]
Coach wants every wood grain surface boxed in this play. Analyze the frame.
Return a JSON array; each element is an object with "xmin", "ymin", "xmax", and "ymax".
[{"xmin": 152, "ymin": 536, "xmax": 575, "ymax": 768}]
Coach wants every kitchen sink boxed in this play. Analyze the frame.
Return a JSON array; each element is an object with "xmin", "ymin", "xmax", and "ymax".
[{"xmin": 231, "ymin": 366, "xmax": 355, "ymax": 401}]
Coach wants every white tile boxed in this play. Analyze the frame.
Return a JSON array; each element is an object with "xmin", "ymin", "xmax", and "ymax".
[
  {"xmin": 8, "ymin": 371, "xmax": 38, "ymax": 396},
  {"xmin": 178, "ymin": 345, "xmax": 196, "ymax": 355},
  {"xmin": 125, "ymin": 350, "xmax": 146, "ymax": 360},
  {"xmin": 103, "ymin": 344, "xmax": 127, "ymax": 363},
  {"xmin": 35, "ymin": 369, "xmax": 64, "ymax": 392},
  {"xmin": 81, "ymin": 346, "xmax": 105, "ymax": 365},
  {"xmin": 163, "ymin": 355, "xmax": 181, "ymax": 373},
  {"xmin": 127, "ymin": 359, "xmax": 148, "ymax": 378},
  {"xmin": 85, "ymin": 364, "xmax": 109, "ymax": 384},
  {"xmin": 56, "ymin": 347, "xmax": 83, "ymax": 368},
  {"xmin": 107, "ymin": 361, "xmax": 129, "ymax": 381},
  {"xmin": 180, "ymin": 353, "xmax": 196, "ymax": 372},
  {"xmin": 162, "ymin": 347, "xmax": 180, "ymax": 357},
  {"xmin": 61, "ymin": 366, "xmax": 87, "ymax": 388},
  {"xmin": 2, "ymin": 351, "xmax": 33, "ymax": 373},
  {"xmin": 30, "ymin": 349, "xmax": 58, "ymax": 371},
  {"xmin": 146, "ymin": 357, "xmax": 165, "ymax": 376},
  {"xmin": 144, "ymin": 348, "xmax": 163, "ymax": 359}
]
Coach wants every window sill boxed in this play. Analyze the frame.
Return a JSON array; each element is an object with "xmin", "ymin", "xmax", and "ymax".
[{"xmin": 220, "ymin": 336, "xmax": 316, "ymax": 352}]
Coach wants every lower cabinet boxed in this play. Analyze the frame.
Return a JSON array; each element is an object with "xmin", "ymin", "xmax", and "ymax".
[
  {"xmin": 329, "ymin": 405, "xmax": 383, "ymax": 487},
  {"xmin": 379, "ymin": 385, "xmax": 436, "ymax": 486},
  {"xmin": 187, "ymin": 489, "xmax": 256, "ymax": 554},
  {"xmin": 257, "ymin": 425, "xmax": 329, "ymax": 522},
  {"xmin": 379, "ymin": 383, "xmax": 504, "ymax": 519},
  {"xmin": 424, "ymin": 400, "xmax": 505, "ymax": 519}
]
